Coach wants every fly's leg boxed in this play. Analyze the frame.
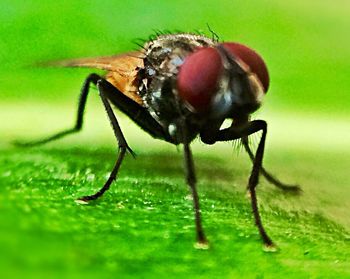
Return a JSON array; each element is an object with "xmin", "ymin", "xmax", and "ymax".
[
  {"xmin": 14, "ymin": 72, "xmax": 172, "ymax": 201},
  {"xmin": 183, "ymin": 140, "xmax": 208, "ymax": 248},
  {"xmin": 77, "ymin": 79, "xmax": 133, "ymax": 202},
  {"xmin": 13, "ymin": 73, "xmax": 101, "ymax": 146},
  {"xmin": 241, "ymin": 137, "xmax": 301, "ymax": 193},
  {"xmin": 201, "ymin": 120, "xmax": 275, "ymax": 248}
]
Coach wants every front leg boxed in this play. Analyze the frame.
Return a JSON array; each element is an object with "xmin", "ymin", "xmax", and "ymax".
[
  {"xmin": 201, "ymin": 120, "xmax": 275, "ymax": 248},
  {"xmin": 183, "ymin": 141, "xmax": 208, "ymax": 248},
  {"xmin": 180, "ymin": 123, "xmax": 208, "ymax": 248}
]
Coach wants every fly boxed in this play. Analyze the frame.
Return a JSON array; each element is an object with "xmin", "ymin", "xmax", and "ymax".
[{"xmin": 15, "ymin": 33, "xmax": 301, "ymax": 250}]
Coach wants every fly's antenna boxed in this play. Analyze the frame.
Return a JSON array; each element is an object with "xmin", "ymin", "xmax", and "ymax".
[{"xmin": 206, "ymin": 23, "xmax": 220, "ymax": 42}]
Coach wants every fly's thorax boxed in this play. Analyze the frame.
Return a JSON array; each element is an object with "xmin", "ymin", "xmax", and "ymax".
[
  {"xmin": 140, "ymin": 74, "xmax": 203, "ymax": 144},
  {"xmin": 140, "ymin": 34, "xmax": 216, "ymax": 89},
  {"xmin": 138, "ymin": 34, "xmax": 216, "ymax": 143}
]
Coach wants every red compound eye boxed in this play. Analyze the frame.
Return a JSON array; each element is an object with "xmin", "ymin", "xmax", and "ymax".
[
  {"xmin": 177, "ymin": 47, "xmax": 223, "ymax": 112},
  {"xmin": 221, "ymin": 42, "xmax": 269, "ymax": 93}
]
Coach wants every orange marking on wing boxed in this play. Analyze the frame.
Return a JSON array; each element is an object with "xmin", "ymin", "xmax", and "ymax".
[{"xmin": 44, "ymin": 52, "xmax": 145, "ymax": 106}]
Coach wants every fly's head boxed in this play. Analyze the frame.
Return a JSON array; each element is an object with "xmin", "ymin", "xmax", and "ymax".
[{"xmin": 177, "ymin": 41, "xmax": 269, "ymax": 120}]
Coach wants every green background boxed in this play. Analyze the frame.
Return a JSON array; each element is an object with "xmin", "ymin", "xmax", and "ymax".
[{"xmin": 1, "ymin": 1, "xmax": 349, "ymax": 278}]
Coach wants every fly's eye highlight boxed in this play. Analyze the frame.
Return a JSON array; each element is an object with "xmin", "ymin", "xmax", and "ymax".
[
  {"xmin": 221, "ymin": 42, "xmax": 270, "ymax": 93},
  {"xmin": 177, "ymin": 47, "xmax": 223, "ymax": 112}
]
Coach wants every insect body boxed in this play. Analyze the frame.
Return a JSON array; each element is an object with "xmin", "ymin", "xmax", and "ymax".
[{"xmin": 17, "ymin": 33, "xmax": 300, "ymax": 249}]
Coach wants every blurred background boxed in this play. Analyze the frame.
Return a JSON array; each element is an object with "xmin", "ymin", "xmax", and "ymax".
[
  {"xmin": 1, "ymin": 0, "xmax": 349, "ymax": 148},
  {"xmin": 1, "ymin": 1, "xmax": 350, "ymax": 278}
]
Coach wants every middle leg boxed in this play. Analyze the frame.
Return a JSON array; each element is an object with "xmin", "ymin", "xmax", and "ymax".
[{"xmin": 241, "ymin": 137, "xmax": 301, "ymax": 193}]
